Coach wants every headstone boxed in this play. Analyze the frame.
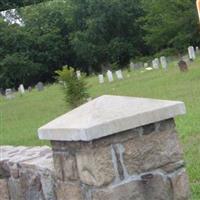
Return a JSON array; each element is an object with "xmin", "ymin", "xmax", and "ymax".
[
  {"xmin": 76, "ymin": 71, "xmax": 81, "ymax": 79},
  {"xmin": 28, "ymin": 86, "xmax": 32, "ymax": 92},
  {"xmin": 98, "ymin": 75, "xmax": 104, "ymax": 84},
  {"xmin": 196, "ymin": 46, "xmax": 199, "ymax": 52},
  {"xmin": 130, "ymin": 62, "xmax": 134, "ymax": 70},
  {"xmin": 152, "ymin": 58, "xmax": 160, "ymax": 69},
  {"xmin": 115, "ymin": 70, "xmax": 123, "ymax": 80},
  {"xmin": 178, "ymin": 60, "xmax": 188, "ymax": 72},
  {"xmin": 160, "ymin": 56, "xmax": 168, "ymax": 70},
  {"xmin": 144, "ymin": 63, "xmax": 148, "ymax": 68},
  {"xmin": 36, "ymin": 82, "xmax": 44, "ymax": 91},
  {"xmin": 188, "ymin": 46, "xmax": 196, "ymax": 61},
  {"xmin": 5, "ymin": 89, "xmax": 14, "ymax": 99},
  {"xmin": 18, "ymin": 84, "xmax": 25, "ymax": 95},
  {"xmin": 107, "ymin": 70, "xmax": 114, "ymax": 82}
]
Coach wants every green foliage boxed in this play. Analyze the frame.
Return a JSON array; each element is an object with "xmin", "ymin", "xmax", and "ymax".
[
  {"xmin": 55, "ymin": 66, "xmax": 89, "ymax": 108},
  {"xmin": 141, "ymin": 0, "xmax": 199, "ymax": 53},
  {"xmin": 0, "ymin": 0, "xmax": 200, "ymax": 88}
]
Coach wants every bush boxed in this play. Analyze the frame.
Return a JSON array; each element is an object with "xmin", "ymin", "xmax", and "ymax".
[{"xmin": 55, "ymin": 66, "xmax": 89, "ymax": 108}]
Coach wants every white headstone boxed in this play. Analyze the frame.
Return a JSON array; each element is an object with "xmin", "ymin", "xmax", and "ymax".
[
  {"xmin": 98, "ymin": 75, "xmax": 104, "ymax": 84},
  {"xmin": 196, "ymin": 46, "xmax": 199, "ymax": 52},
  {"xmin": 18, "ymin": 84, "xmax": 25, "ymax": 95},
  {"xmin": 115, "ymin": 70, "xmax": 123, "ymax": 80},
  {"xmin": 130, "ymin": 62, "xmax": 134, "ymax": 70},
  {"xmin": 5, "ymin": 89, "xmax": 14, "ymax": 99},
  {"xmin": 76, "ymin": 71, "xmax": 81, "ymax": 79},
  {"xmin": 188, "ymin": 46, "xmax": 196, "ymax": 60},
  {"xmin": 107, "ymin": 70, "xmax": 114, "ymax": 82},
  {"xmin": 160, "ymin": 56, "xmax": 168, "ymax": 70},
  {"xmin": 144, "ymin": 63, "xmax": 148, "ymax": 68},
  {"xmin": 152, "ymin": 58, "xmax": 160, "ymax": 69}
]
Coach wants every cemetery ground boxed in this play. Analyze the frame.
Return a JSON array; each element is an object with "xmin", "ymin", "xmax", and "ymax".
[{"xmin": 0, "ymin": 57, "xmax": 200, "ymax": 198}]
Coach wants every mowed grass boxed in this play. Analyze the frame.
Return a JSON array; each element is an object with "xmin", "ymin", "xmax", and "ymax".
[{"xmin": 0, "ymin": 57, "xmax": 200, "ymax": 198}]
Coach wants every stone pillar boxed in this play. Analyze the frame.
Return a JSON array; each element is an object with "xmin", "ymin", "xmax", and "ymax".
[{"xmin": 38, "ymin": 95, "xmax": 190, "ymax": 200}]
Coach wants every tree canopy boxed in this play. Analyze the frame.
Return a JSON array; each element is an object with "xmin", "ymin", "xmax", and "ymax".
[{"xmin": 0, "ymin": 0, "xmax": 199, "ymax": 89}]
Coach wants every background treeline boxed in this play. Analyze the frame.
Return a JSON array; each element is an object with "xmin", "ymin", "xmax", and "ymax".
[{"xmin": 0, "ymin": 0, "xmax": 199, "ymax": 88}]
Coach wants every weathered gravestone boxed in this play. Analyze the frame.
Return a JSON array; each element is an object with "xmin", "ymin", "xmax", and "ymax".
[
  {"xmin": 5, "ymin": 89, "xmax": 14, "ymax": 99},
  {"xmin": 188, "ymin": 46, "xmax": 196, "ymax": 61},
  {"xmin": 36, "ymin": 82, "xmax": 44, "ymax": 91},
  {"xmin": 18, "ymin": 84, "xmax": 25, "ymax": 95},
  {"xmin": 98, "ymin": 74, "xmax": 104, "ymax": 84},
  {"xmin": 152, "ymin": 58, "xmax": 160, "ymax": 69},
  {"xmin": 115, "ymin": 70, "xmax": 123, "ymax": 80},
  {"xmin": 178, "ymin": 60, "xmax": 188, "ymax": 72},
  {"xmin": 76, "ymin": 71, "xmax": 81, "ymax": 79},
  {"xmin": 144, "ymin": 63, "xmax": 148, "ymax": 68},
  {"xmin": 28, "ymin": 86, "xmax": 32, "ymax": 92},
  {"xmin": 196, "ymin": 46, "xmax": 199, "ymax": 52},
  {"xmin": 38, "ymin": 95, "xmax": 190, "ymax": 200},
  {"xmin": 160, "ymin": 56, "xmax": 168, "ymax": 70},
  {"xmin": 107, "ymin": 70, "xmax": 114, "ymax": 82},
  {"xmin": 129, "ymin": 62, "xmax": 135, "ymax": 71}
]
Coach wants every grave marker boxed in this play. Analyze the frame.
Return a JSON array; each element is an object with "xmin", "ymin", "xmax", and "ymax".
[
  {"xmin": 18, "ymin": 84, "xmax": 25, "ymax": 95},
  {"xmin": 115, "ymin": 70, "xmax": 123, "ymax": 80},
  {"xmin": 188, "ymin": 46, "xmax": 196, "ymax": 60},
  {"xmin": 107, "ymin": 70, "xmax": 114, "ymax": 82},
  {"xmin": 36, "ymin": 82, "xmax": 44, "ymax": 91},
  {"xmin": 98, "ymin": 75, "xmax": 104, "ymax": 84},
  {"xmin": 160, "ymin": 56, "xmax": 168, "ymax": 70}
]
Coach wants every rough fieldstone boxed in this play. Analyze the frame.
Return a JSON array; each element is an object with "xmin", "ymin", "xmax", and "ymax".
[
  {"xmin": 170, "ymin": 169, "xmax": 190, "ymax": 200},
  {"xmin": 76, "ymin": 145, "xmax": 115, "ymax": 186},
  {"xmin": 0, "ymin": 179, "xmax": 9, "ymax": 200},
  {"xmin": 53, "ymin": 151, "xmax": 78, "ymax": 181},
  {"xmin": 56, "ymin": 181, "xmax": 83, "ymax": 200},
  {"xmin": 141, "ymin": 173, "xmax": 172, "ymax": 200},
  {"xmin": 123, "ymin": 128, "xmax": 183, "ymax": 175},
  {"xmin": 92, "ymin": 172, "xmax": 172, "ymax": 200},
  {"xmin": 8, "ymin": 177, "xmax": 24, "ymax": 200},
  {"xmin": 91, "ymin": 179, "xmax": 144, "ymax": 200}
]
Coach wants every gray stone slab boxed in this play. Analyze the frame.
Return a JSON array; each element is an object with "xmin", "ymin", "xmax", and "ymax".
[{"xmin": 38, "ymin": 95, "xmax": 186, "ymax": 142}]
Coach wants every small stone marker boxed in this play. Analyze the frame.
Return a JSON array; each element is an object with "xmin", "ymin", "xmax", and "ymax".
[
  {"xmin": 76, "ymin": 71, "xmax": 81, "ymax": 79},
  {"xmin": 28, "ymin": 86, "xmax": 32, "ymax": 92},
  {"xmin": 196, "ymin": 46, "xmax": 199, "ymax": 52},
  {"xmin": 38, "ymin": 95, "xmax": 189, "ymax": 200},
  {"xmin": 160, "ymin": 56, "xmax": 168, "ymax": 70},
  {"xmin": 115, "ymin": 70, "xmax": 123, "ymax": 80},
  {"xmin": 130, "ymin": 62, "xmax": 134, "ymax": 70},
  {"xmin": 5, "ymin": 89, "xmax": 14, "ymax": 99},
  {"xmin": 98, "ymin": 74, "xmax": 104, "ymax": 84},
  {"xmin": 152, "ymin": 58, "xmax": 160, "ymax": 69},
  {"xmin": 107, "ymin": 70, "xmax": 114, "ymax": 82},
  {"xmin": 178, "ymin": 60, "xmax": 188, "ymax": 72},
  {"xmin": 188, "ymin": 46, "xmax": 196, "ymax": 61},
  {"xmin": 144, "ymin": 63, "xmax": 148, "ymax": 68},
  {"xmin": 36, "ymin": 82, "xmax": 44, "ymax": 91},
  {"xmin": 18, "ymin": 84, "xmax": 25, "ymax": 95}
]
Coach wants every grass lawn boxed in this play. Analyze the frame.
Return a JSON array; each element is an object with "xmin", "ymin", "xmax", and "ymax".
[{"xmin": 1, "ymin": 57, "xmax": 200, "ymax": 198}]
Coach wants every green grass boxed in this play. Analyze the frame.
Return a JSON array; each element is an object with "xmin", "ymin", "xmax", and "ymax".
[{"xmin": 1, "ymin": 57, "xmax": 200, "ymax": 198}]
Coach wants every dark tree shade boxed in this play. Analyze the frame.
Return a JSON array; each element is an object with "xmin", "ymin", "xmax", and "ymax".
[{"xmin": 0, "ymin": 0, "xmax": 48, "ymax": 11}]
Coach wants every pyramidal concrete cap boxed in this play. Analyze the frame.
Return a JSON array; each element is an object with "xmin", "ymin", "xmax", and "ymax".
[{"xmin": 38, "ymin": 95, "xmax": 186, "ymax": 141}]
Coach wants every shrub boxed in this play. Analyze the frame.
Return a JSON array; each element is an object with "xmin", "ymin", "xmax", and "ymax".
[{"xmin": 55, "ymin": 66, "xmax": 89, "ymax": 108}]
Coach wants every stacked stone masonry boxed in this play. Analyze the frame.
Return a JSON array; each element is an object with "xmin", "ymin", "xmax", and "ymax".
[{"xmin": 0, "ymin": 119, "xmax": 190, "ymax": 199}]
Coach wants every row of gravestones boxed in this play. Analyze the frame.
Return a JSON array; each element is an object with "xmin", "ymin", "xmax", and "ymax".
[{"xmin": 1, "ymin": 82, "xmax": 44, "ymax": 100}]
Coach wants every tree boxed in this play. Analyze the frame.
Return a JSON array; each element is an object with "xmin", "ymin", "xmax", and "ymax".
[
  {"xmin": 141, "ymin": 0, "xmax": 200, "ymax": 53},
  {"xmin": 70, "ymin": 0, "xmax": 145, "ymax": 71}
]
